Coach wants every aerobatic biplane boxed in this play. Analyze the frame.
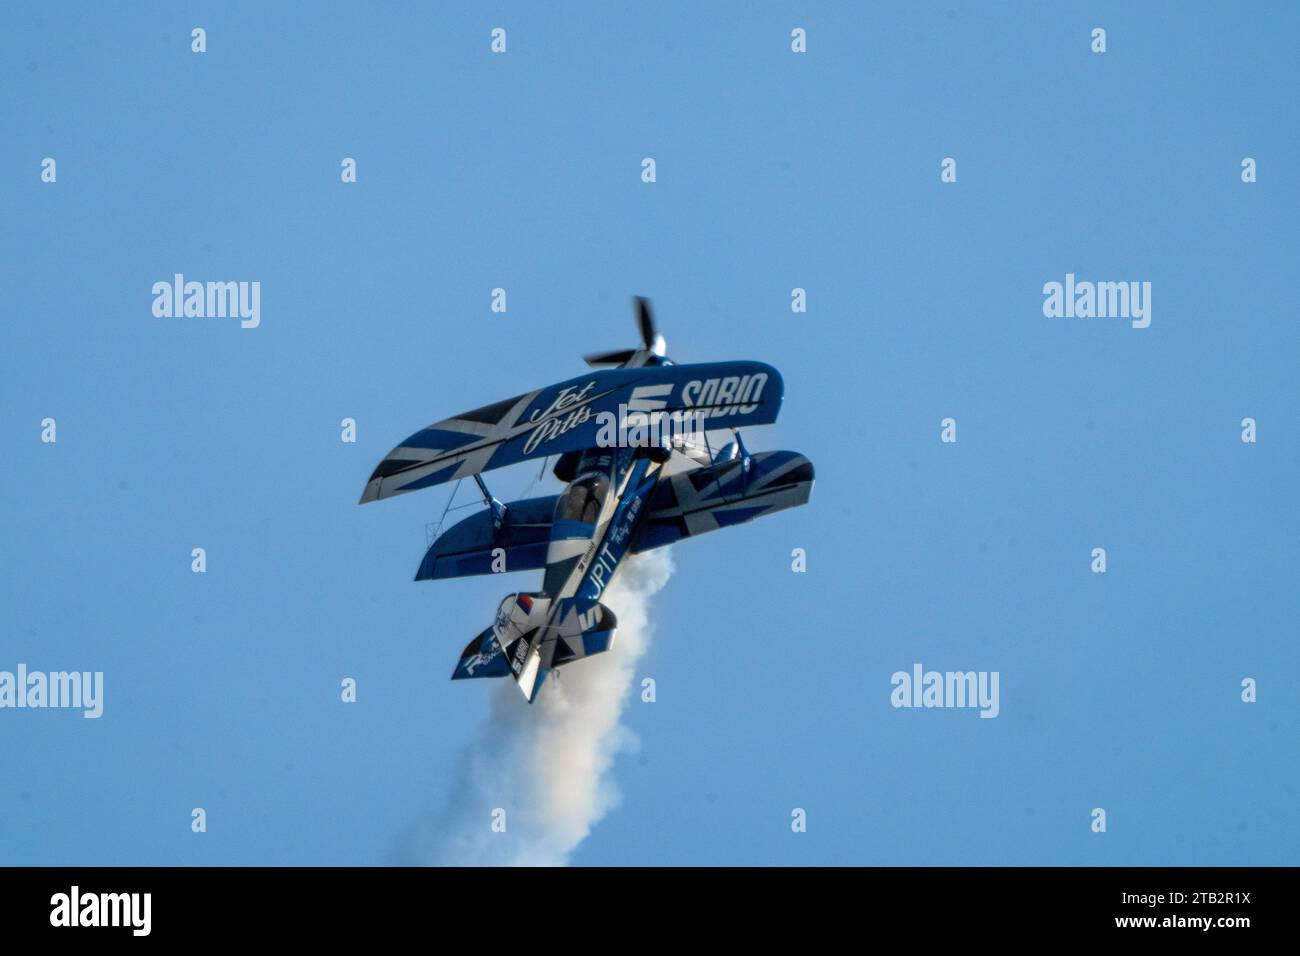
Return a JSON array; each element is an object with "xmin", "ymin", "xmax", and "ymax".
[{"xmin": 360, "ymin": 298, "xmax": 814, "ymax": 701}]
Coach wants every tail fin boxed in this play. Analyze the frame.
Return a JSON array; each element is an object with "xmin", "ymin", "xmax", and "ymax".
[
  {"xmin": 451, "ymin": 593, "xmax": 618, "ymax": 703},
  {"xmin": 488, "ymin": 592, "xmax": 552, "ymax": 701}
]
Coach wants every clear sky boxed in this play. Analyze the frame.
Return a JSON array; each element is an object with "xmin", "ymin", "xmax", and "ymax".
[{"xmin": 2, "ymin": 2, "xmax": 1297, "ymax": 866}]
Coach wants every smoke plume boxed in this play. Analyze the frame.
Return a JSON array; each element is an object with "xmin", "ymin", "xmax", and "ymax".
[{"xmin": 407, "ymin": 550, "xmax": 673, "ymax": 866}]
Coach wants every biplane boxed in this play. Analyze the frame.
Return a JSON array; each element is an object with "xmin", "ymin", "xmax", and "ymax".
[{"xmin": 360, "ymin": 299, "xmax": 814, "ymax": 702}]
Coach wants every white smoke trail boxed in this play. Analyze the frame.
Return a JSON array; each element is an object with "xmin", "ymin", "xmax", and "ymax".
[{"xmin": 407, "ymin": 550, "xmax": 674, "ymax": 866}]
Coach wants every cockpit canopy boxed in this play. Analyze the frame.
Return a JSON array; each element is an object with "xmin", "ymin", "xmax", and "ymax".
[{"xmin": 553, "ymin": 451, "xmax": 612, "ymax": 525}]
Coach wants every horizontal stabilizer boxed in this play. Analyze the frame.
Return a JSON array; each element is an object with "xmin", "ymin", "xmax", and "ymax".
[
  {"xmin": 451, "ymin": 627, "xmax": 510, "ymax": 680},
  {"xmin": 547, "ymin": 597, "xmax": 618, "ymax": 668}
]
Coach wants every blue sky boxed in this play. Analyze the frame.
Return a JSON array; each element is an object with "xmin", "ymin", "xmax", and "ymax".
[{"xmin": 2, "ymin": 2, "xmax": 1297, "ymax": 865}]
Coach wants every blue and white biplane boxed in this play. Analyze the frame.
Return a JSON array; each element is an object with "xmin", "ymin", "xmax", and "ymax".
[{"xmin": 360, "ymin": 299, "xmax": 814, "ymax": 702}]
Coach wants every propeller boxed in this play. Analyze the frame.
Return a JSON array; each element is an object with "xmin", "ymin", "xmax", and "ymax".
[
  {"xmin": 635, "ymin": 296, "xmax": 666, "ymax": 356},
  {"xmin": 582, "ymin": 347, "xmax": 638, "ymax": 367},
  {"xmin": 584, "ymin": 296, "xmax": 667, "ymax": 367}
]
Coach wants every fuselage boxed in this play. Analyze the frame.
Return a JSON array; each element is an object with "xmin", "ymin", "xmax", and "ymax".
[{"xmin": 532, "ymin": 445, "xmax": 666, "ymax": 669}]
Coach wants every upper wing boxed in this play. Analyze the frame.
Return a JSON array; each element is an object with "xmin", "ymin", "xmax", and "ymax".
[{"xmin": 360, "ymin": 361, "xmax": 783, "ymax": 503}]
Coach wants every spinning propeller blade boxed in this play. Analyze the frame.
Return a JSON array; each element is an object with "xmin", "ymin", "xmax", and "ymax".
[{"xmin": 582, "ymin": 296, "xmax": 667, "ymax": 367}]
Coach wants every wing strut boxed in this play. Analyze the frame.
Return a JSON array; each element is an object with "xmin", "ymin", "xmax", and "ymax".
[{"xmin": 473, "ymin": 474, "xmax": 507, "ymax": 532}]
